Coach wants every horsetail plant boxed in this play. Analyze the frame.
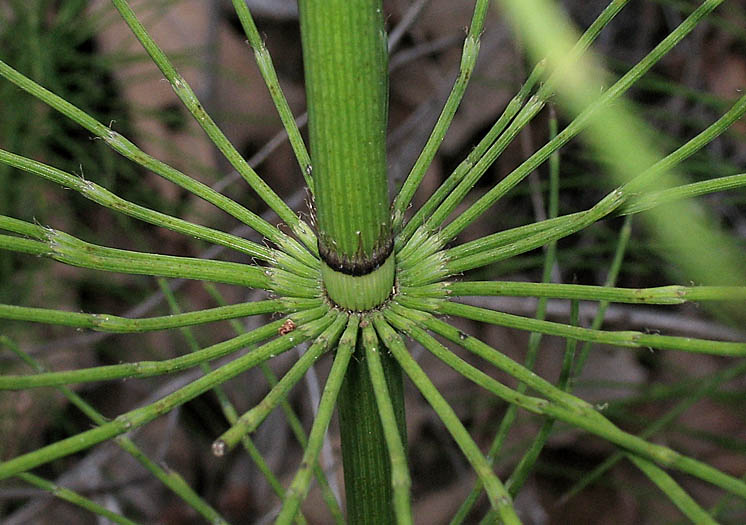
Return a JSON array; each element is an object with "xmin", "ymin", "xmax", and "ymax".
[{"xmin": 1, "ymin": 0, "xmax": 745, "ymax": 523}]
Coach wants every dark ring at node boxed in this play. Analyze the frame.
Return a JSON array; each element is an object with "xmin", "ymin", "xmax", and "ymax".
[{"xmin": 318, "ymin": 236, "xmax": 394, "ymax": 276}]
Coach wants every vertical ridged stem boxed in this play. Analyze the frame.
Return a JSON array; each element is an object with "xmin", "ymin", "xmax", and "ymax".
[
  {"xmin": 298, "ymin": 4, "xmax": 404, "ymax": 520},
  {"xmin": 337, "ymin": 318, "xmax": 406, "ymax": 524},
  {"xmin": 299, "ymin": 0, "xmax": 393, "ymax": 311},
  {"xmin": 362, "ymin": 323, "xmax": 413, "ymax": 524}
]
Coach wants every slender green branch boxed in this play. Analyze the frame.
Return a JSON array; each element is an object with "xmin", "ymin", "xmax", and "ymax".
[
  {"xmin": 398, "ymin": 0, "xmax": 731, "ymax": 266},
  {"xmin": 468, "ymin": 217, "xmax": 630, "ymax": 520},
  {"xmin": 399, "ymin": 100, "xmax": 548, "ymax": 268},
  {"xmin": 0, "ymin": 234, "xmax": 49, "ymax": 256},
  {"xmin": 0, "ymin": 149, "xmax": 317, "ymax": 277},
  {"xmin": 0, "ymin": 225, "xmax": 320, "ymax": 296},
  {"xmin": 0, "ymin": 306, "xmax": 328, "ymax": 389},
  {"xmin": 573, "ymin": 215, "xmax": 633, "ymax": 377},
  {"xmin": 499, "ymin": 0, "xmax": 745, "ymax": 288},
  {"xmin": 626, "ymin": 454, "xmax": 718, "ymax": 525},
  {"xmin": 399, "ymin": 296, "xmax": 746, "ymax": 356},
  {"xmin": 620, "ymin": 172, "xmax": 746, "ymax": 215},
  {"xmin": 454, "ymin": 298, "xmax": 579, "ymax": 522},
  {"xmin": 709, "ymin": 475, "xmax": 746, "ymax": 521},
  {"xmin": 559, "ymin": 358, "xmax": 746, "ymax": 506},
  {"xmin": 396, "ymin": 0, "xmax": 630, "ymax": 264},
  {"xmin": 0, "ymin": 215, "xmax": 48, "ymax": 239},
  {"xmin": 48, "ymin": 229, "xmax": 270, "ymax": 287},
  {"xmin": 1, "ymin": 336, "xmax": 231, "ymax": 524},
  {"xmin": 0, "ymin": 58, "xmax": 317, "ymax": 267},
  {"xmin": 230, "ymin": 0, "xmax": 313, "ymax": 192},
  {"xmin": 559, "ymin": 301, "xmax": 579, "ymax": 389},
  {"xmin": 504, "ymin": 302, "xmax": 578, "ymax": 497},
  {"xmin": 453, "ymin": 283, "xmax": 572, "ymax": 525},
  {"xmin": 391, "ymin": 305, "xmax": 746, "ymax": 500},
  {"xmin": 0, "ymin": 311, "xmax": 336, "ymax": 480},
  {"xmin": 399, "ymin": 191, "xmax": 624, "ymax": 285},
  {"xmin": 110, "ymin": 0, "xmax": 317, "ymax": 251},
  {"xmin": 156, "ymin": 281, "xmax": 308, "ymax": 524},
  {"xmin": 403, "ymin": 281, "xmax": 746, "ymax": 304},
  {"xmin": 201, "ymin": 284, "xmax": 343, "ymax": 521},
  {"xmin": 404, "ymin": 304, "xmax": 727, "ymax": 523},
  {"xmin": 401, "ymin": 85, "xmax": 746, "ymax": 281},
  {"xmin": 474, "ymin": 126, "xmax": 562, "ymax": 517},
  {"xmin": 391, "ymin": 0, "xmax": 490, "ymax": 231},
  {"xmin": 0, "ymin": 297, "xmax": 319, "ymax": 333},
  {"xmin": 624, "ymin": 93, "xmax": 746, "ymax": 194},
  {"xmin": 213, "ymin": 311, "xmax": 347, "ymax": 454},
  {"xmin": 363, "ymin": 323, "xmax": 413, "ymax": 525},
  {"xmin": 548, "ymin": 106, "xmax": 561, "ymax": 221},
  {"xmin": 15, "ymin": 473, "xmax": 139, "ymax": 525},
  {"xmin": 385, "ymin": 306, "xmax": 589, "ymax": 490},
  {"xmin": 439, "ymin": 211, "xmax": 584, "ymax": 263},
  {"xmin": 372, "ymin": 313, "xmax": 521, "ymax": 525},
  {"xmin": 394, "ymin": 61, "xmax": 547, "ymax": 252},
  {"xmin": 451, "ymin": 106, "xmax": 564, "ymax": 525},
  {"xmin": 277, "ymin": 316, "xmax": 359, "ymax": 525}
]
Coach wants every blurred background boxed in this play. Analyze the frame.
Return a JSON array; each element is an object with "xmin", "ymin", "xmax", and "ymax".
[{"xmin": 0, "ymin": 0, "xmax": 745, "ymax": 523}]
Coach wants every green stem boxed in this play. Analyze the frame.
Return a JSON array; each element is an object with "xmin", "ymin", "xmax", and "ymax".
[
  {"xmin": 336, "ymin": 315, "xmax": 406, "ymax": 524},
  {"xmin": 299, "ymin": 0, "xmax": 393, "ymax": 311},
  {"xmin": 297, "ymin": 3, "xmax": 406, "ymax": 521},
  {"xmin": 362, "ymin": 323, "xmax": 413, "ymax": 524}
]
